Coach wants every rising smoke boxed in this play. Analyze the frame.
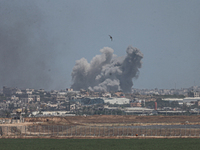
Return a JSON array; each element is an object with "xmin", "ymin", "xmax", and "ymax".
[
  {"xmin": 0, "ymin": 1, "xmax": 54, "ymax": 89},
  {"xmin": 71, "ymin": 46, "xmax": 143, "ymax": 92}
]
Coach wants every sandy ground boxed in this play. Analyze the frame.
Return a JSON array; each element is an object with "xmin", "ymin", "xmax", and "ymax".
[
  {"xmin": 1, "ymin": 115, "xmax": 200, "ymax": 127},
  {"xmin": 0, "ymin": 122, "xmax": 34, "ymax": 126},
  {"xmin": 1, "ymin": 136, "xmax": 200, "ymax": 139},
  {"xmin": 23, "ymin": 115, "xmax": 200, "ymax": 125},
  {"xmin": 1, "ymin": 115, "xmax": 200, "ymax": 139}
]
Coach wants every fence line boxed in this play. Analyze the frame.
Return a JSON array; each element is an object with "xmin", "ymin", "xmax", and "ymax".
[{"xmin": 0, "ymin": 125, "xmax": 200, "ymax": 137}]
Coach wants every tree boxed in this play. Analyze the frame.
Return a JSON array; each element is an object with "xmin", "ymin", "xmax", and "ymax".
[
  {"xmin": 8, "ymin": 103, "xmax": 14, "ymax": 110},
  {"xmin": 4, "ymin": 110, "xmax": 11, "ymax": 118},
  {"xmin": 141, "ymin": 101, "xmax": 145, "ymax": 107},
  {"xmin": 24, "ymin": 108, "xmax": 28, "ymax": 117}
]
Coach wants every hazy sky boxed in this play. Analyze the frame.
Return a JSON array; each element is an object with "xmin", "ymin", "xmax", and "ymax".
[{"xmin": 0, "ymin": 0, "xmax": 200, "ymax": 90}]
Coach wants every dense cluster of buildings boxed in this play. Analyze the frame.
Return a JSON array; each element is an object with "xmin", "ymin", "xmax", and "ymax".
[
  {"xmin": 0, "ymin": 86, "xmax": 200, "ymax": 118},
  {"xmin": 132, "ymin": 86, "xmax": 200, "ymax": 96}
]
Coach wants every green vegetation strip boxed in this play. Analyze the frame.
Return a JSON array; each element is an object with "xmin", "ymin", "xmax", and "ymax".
[{"xmin": 0, "ymin": 138, "xmax": 200, "ymax": 150}]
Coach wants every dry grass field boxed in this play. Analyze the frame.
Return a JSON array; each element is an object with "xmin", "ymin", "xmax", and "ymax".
[
  {"xmin": 24, "ymin": 115, "xmax": 200, "ymax": 126},
  {"xmin": 1, "ymin": 115, "xmax": 200, "ymax": 138}
]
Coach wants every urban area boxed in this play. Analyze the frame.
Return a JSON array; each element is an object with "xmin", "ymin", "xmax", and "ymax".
[{"xmin": 0, "ymin": 85, "xmax": 200, "ymax": 121}]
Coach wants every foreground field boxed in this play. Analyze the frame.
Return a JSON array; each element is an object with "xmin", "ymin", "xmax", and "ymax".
[{"xmin": 0, "ymin": 138, "xmax": 200, "ymax": 150}]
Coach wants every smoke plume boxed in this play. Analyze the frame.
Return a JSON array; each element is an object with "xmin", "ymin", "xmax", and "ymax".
[
  {"xmin": 71, "ymin": 46, "xmax": 143, "ymax": 92},
  {"xmin": 0, "ymin": 1, "xmax": 54, "ymax": 89}
]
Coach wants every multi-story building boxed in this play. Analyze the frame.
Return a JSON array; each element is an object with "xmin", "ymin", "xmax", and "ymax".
[
  {"xmin": 3, "ymin": 86, "xmax": 18, "ymax": 96},
  {"xmin": 66, "ymin": 88, "xmax": 73, "ymax": 92},
  {"xmin": 20, "ymin": 94, "xmax": 40, "ymax": 103},
  {"xmin": 11, "ymin": 95, "xmax": 19, "ymax": 101},
  {"xmin": 188, "ymin": 91, "xmax": 200, "ymax": 97}
]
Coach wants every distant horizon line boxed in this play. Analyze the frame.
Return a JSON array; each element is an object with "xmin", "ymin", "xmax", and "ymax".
[{"xmin": 1, "ymin": 85, "xmax": 199, "ymax": 92}]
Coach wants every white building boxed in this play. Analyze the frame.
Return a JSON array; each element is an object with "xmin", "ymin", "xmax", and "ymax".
[
  {"xmin": 162, "ymin": 98, "xmax": 183, "ymax": 105},
  {"xmin": 26, "ymin": 89, "xmax": 34, "ymax": 94},
  {"xmin": 31, "ymin": 111, "xmax": 72, "ymax": 116},
  {"xmin": 103, "ymin": 98, "xmax": 130, "ymax": 105},
  {"xmin": 183, "ymin": 97, "xmax": 200, "ymax": 103},
  {"xmin": 102, "ymin": 92, "xmax": 111, "ymax": 98},
  {"xmin": 124, "ymin": 107, "xmax": 154, "ymax": 113},
  {"xmin": 42, "ymin": 111, "xmax": 70, "ymax": 116},
  {"xmin": 162, "ymin": 97, "xmax": 200, "ymax": 106},
  {"xmin": 15, "ymin": 89, "xmax": 23, "ymax": 95}
]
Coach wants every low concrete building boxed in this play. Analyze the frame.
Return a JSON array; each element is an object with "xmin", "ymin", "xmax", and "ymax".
[
  {"xmin": 130, "ymin": 102, "xmax": 141, "ymax": 107},
  {"xmin": 31, "ymin": 111, "xmax": 73, "ymax": 116},
  {"xmin": 103, "ymin": 98, "xmax": 130, "ymax": 105},
  {"xmin": 102, "ymin": 92, "xmax": 111, "ymax": 98},
  {"xmin": 42, "ymin": 111, "xmax": 70, "ymax": 116},
  {"xmin": 162, "ymin": 98, "xmax": 183, "ymax": 105},
  {"xmin": 124, "ymin": 107, "xmax": 154, "ymax": 113},
  {"xmin": 183, "ymin": 97, "xmax": 200, "ymax": 103},
  {"xmin": 66, "ymin": 88, "xmax": 73, "ymax": 92},
  {"xmin": 20, "ymin": 95, "xmax": 40, "ymax": 103}
]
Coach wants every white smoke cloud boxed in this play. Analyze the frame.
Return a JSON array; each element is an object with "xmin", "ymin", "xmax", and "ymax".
[{"xmin": 71, "ymin": 46, "xmax": 143, "ymax": 92}]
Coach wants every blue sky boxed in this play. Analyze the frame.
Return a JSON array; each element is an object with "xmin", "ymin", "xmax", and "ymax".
[{"xmin": 1, "ymin": 0, "xmax": 200, "ymax": 90}]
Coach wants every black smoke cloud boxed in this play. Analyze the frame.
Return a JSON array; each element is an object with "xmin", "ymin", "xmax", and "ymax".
[
  {"xmin": 0, "ymin": 1, "xmax": 54, "ymax": 89},
  {"xmin": 71, "ymin": 46, "xmax": 143, "ymax": 92}
]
